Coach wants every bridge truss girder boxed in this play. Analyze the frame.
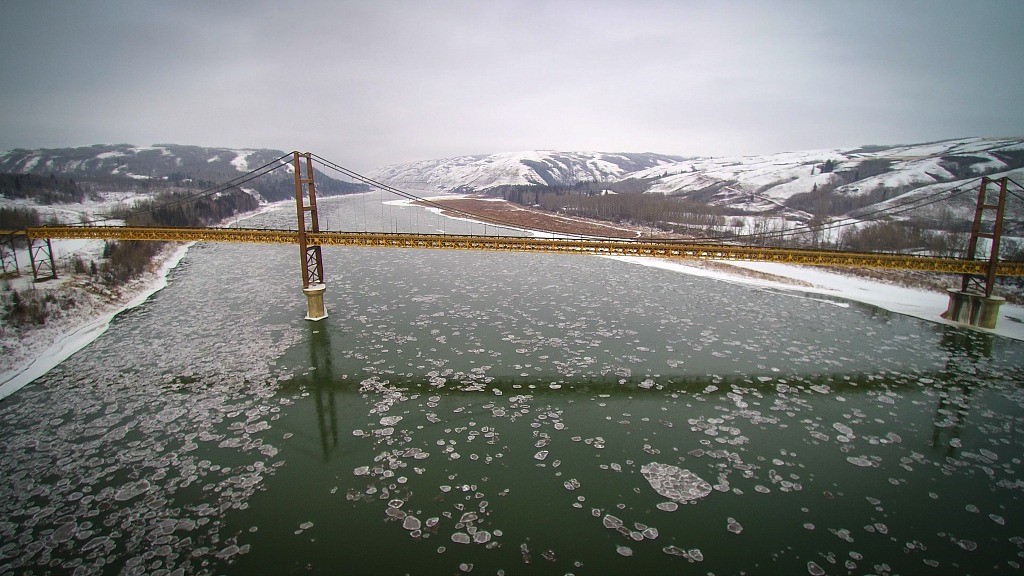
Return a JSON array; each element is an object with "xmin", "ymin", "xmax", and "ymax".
[{"xmin": 23, "ymin": 226, "xmax": 1024, "ymax": 277}]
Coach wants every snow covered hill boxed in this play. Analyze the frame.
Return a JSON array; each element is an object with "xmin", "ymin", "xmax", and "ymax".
[
  {"xmin": 631, "ymin": 137, "xmax": 1024, "ymax": 213},
  {"xmin": 0, "ymin": 144, "xmax": 365, "ymax": 202},
  {"xmin": 369, "ymin": 138, "xmax": 1024, "ymax": 225},
  {"xmin": 0, "ymin": 144, "xmax": 278, "ymax": 179},
  {"xmin": 369, "ymin": 151, "xmax": 684, "ymax": 191}
]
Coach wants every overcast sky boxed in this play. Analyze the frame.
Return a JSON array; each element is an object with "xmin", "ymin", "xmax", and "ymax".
[{"xmin": 1, "ymin": 0, "xmax": 1022, "ymax": 170}]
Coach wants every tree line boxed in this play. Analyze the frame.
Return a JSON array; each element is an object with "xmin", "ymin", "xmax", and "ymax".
[
  {"xmin": 110, "ymin": 186, "xmax": 260, "ymax": 227},
  {"xmin": 99, "ymin": 187, "xmax": 259, "ymax": 286},
  {"xmin": 484, "ymin": 174, "xmax": 1023, "ymax": 265},
  {"xmin": 0, "ymin": 206, "xmax": 44, "ymax": 230},
  {"xmin": 0, "ymin": 173, "xmax": 87, "ymax": 204},
  {"xmin": 488, "ymin": 181, "xmax": 727, "ymax": 233}
]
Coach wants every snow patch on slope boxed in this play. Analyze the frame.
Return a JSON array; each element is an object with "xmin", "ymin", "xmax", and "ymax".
[
  {"xmin": 370, "ymin": 151, "xmax": 682, "ymax": 192},
  {"xmin": 231, "ymin": 150, "xmax": 255, "ymax": 172}
]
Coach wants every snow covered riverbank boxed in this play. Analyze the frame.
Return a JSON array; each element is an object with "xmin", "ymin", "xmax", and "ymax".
[
  {"xmin": 0, "ymin": 201, "xmax": 290, "ymax": 401},
  {"xmin": 609, "ymin": 256, "xmax": 1024, "ymax": 342},
  {"xmin": 0, "ymin": 243, "xmax": 192, "ymax": 399}
]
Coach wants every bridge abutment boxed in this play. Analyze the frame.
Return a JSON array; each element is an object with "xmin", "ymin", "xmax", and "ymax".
[{"xmin": 942, "ymin": 289, "xmax": 1004, "ymax": 330}]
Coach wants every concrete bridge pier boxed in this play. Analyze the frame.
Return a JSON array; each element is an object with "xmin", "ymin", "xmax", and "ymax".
[
  {"xmin": 303, "ymin": 283, "xmax": 328, "ymax": 321},
  {"xmin": 942, "ymin": 290, "xmax": 1004, "ymax": 330}
]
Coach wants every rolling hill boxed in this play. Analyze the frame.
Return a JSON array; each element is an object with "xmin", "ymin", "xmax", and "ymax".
[
  {"xmin": 0, "ymin": 144, "xmax": 366, "ymax": 203},
  {"xmin": 369, "ymin": 138, "xmax": 1024, "ymax": 237}
]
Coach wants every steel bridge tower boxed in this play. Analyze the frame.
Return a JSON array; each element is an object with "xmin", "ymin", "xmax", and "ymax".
[
  {"xmin": 293, "ymin": 151, "xmax": 327, "ymax": 321},
  {"xmin": 942, "ymin": 176, "xmax": 1009, "ymax": 329}
]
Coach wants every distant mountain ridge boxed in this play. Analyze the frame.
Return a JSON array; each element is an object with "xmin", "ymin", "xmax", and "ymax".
[{"xmin": 0, "ymin": 144, "xmax": 366, "ymax": 202}]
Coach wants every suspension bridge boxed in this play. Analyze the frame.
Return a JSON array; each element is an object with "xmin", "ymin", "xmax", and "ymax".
[{"xmin": 2, "ymin": 152, "xmax": 1022, "ymax": 328}]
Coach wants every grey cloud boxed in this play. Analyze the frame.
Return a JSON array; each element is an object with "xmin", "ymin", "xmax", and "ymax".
[{"xmin": 1, "ymin": 0, "xmax": 1022, "ymax": 170}]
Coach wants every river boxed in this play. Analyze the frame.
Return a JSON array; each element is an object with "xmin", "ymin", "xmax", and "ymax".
[{"xmin": 1, "ymin": 192, "xmax": 1023, "ymax": 575}]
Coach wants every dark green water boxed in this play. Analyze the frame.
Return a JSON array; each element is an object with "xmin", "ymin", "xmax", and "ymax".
[{"xmin": 1, "ymin": 195, "xmax": 1022, "ymax": 575}]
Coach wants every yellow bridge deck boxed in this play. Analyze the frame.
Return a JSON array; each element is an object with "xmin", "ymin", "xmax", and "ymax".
[{"xmin": 10, "ymin": 225, "xmax": 1024, "ymax": 276}]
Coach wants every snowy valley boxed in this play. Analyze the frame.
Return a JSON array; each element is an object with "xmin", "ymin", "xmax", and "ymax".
[{"xmin": 3, "ymin": 138, "xmax": 1024, "ymax": 400}]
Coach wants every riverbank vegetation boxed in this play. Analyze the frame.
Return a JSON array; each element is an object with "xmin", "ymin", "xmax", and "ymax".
[
  {"xmin": 2, "ymin": 187, "xmax": 258, "ymax": 328},
  {"xmin": 487, "ymin": 181, "xmax": 1023, "ymax": 262},
  {"xmin": 96, "ymin": 186, "xmax": 258, "ymax": 289},
  {"xmin": 0, "ymin": 206, "xmax": 44, "ymax": 230},
  {"xmin": 0, "ymin": 173, "xmax": 88, "ymax": 204},
  {"xmin": 483, "ymin": 181, "xmax": 1023, "ymax": 303}
]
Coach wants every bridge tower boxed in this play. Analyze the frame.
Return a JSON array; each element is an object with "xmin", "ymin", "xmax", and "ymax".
[
  {"xmin": 293, "ymin": 151, "xmax": 328, "ymax": 321},
  {"xmin": 942, "ymin": 176, "xmax": 1008, "ymax": 329},
  {"xmin": 28, "ymin": 237, "xmax": 57, "ymax": 282},
  {"xmin": 0, "ymin": 232, "xmax": 20, "ymax": 277}
]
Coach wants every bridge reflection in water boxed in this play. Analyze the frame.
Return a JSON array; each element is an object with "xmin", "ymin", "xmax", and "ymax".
[
  {"xmin": 931, "ymin": 327, "xmax": 997, "ymax": 457},
  {"xmin": 275, "ymin": 320, "xmax": 1000, "ymax": 468},
  {"xmin": 276, "ymin": 325, "xmax": 341, "ymax": 462}
]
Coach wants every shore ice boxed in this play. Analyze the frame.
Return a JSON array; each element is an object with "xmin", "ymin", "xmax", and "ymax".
[
  {"xmin": 607, "ymin": 256, "xmax": 1024, "ymax": 342},
  {"xmin": 0, "ymin": 200, "xmax": 291, "ymax": 401},
  {"xmin": 0, "ymin": 243, "xmax": 193, "ymax": 400}
]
